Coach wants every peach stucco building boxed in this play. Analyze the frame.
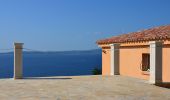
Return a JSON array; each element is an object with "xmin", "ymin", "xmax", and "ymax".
[{"xmin": 97, "ymin": 25, "xmax": 170, "ymax": 84}]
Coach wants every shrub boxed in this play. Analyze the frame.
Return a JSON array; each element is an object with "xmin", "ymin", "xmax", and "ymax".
[{"xmin": 92, "ymin": 68, "xmax": 102, "ymax": 75}]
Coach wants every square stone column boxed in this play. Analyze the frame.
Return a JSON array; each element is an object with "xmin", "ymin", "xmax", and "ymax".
[
  {"xmin": 14, "ymin": 43, "xmax": 24, "ymax": 79},
  {"xmin": 149, "ymin": 41, "xmax": 162, "ymax": 84},
  {"xmin": 110, "ymin": 44, "xmax": 120, "ymax": 75}
]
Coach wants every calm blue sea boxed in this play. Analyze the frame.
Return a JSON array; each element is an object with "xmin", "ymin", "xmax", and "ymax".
[{"xmin": 0, "ymin": 50, "xmax": 102, "ymax": 78}]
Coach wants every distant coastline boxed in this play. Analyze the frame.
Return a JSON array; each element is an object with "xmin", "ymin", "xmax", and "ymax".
[{"xmin": 0, "ymin": 49, "xmax": 101, "ymax": 54}]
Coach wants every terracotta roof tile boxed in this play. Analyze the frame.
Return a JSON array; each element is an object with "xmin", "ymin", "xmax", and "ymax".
[{"xmin": 96, "ymin": 25, "xmax": 170, "ymax": 44}]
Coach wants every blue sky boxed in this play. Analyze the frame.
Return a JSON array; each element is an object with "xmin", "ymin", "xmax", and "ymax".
[{"xmin": 0, "ymin": 0, "xmax": 170, "ymax": 51}]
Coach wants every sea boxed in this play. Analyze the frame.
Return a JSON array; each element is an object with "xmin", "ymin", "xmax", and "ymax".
[{"xmin": 0, "ymin": 49, "xmax": 102, "ymax": 78}]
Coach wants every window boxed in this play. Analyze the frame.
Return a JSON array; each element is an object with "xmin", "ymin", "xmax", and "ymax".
[{"xmin": 141, "ymin": 53, "xmax": 150, "ymax": 71}]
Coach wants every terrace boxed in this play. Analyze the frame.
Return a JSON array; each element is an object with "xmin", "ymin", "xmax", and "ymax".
[{"xmin": 0, "ymin": 75, "xmax": 170, "ymax": 100}]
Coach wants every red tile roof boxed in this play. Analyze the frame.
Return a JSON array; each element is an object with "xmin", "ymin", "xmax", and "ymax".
[{"xmin": 97, "ymin": 25, "xmax": 170, "ymax": 44}]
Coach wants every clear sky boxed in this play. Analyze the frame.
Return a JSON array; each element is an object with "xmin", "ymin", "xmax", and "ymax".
[{"xmin": 0, "ymin": 0, "xmax": 170, "ymax": 51}]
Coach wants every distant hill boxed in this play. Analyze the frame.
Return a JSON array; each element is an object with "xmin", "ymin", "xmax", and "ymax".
[{"xmin": 0, "ymin": 49, "xmax": 102, "ymax": 55}]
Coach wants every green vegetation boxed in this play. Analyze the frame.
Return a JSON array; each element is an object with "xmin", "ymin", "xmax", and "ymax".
[{"xmin": 92, "ymin": 68, "xmax": 102, "ymax": 75}]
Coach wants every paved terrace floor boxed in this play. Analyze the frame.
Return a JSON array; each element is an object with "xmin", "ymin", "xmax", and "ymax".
[{"xmin": 0, "ymin": 75, "xmax": 170, "ymax": 100}]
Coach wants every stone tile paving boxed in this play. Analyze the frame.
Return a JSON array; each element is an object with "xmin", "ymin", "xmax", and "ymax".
[{"xmin": 0, "ymin": 75, "xmax": 169, "ymax": 100}]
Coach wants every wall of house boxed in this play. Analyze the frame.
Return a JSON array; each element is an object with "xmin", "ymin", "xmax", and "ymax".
[
  {"xmin": 100, "ymin": 41, "xmax": 170, "ymax": 82},
  {"xmin": 162, "ymin": 45, "xmax": 170, "ymax": 82},
  {"xmin": 102, "ymin": 47, "xmax": 111, "ymax": 75},
  {"xmin": 119, "ymin": 46, "xmax": 150, "ymax": 80},
  {"xmin": 101, "ymin": 44, "xmax": 150, "ymax": 79}
]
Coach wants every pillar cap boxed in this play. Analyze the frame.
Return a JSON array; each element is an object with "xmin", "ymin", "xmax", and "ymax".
[
  {"xmin": 14, "ymin": 42, "xmax": 24, "ymax": 46},
  {"xmin": 149, "ymin": 41, "xmax": 163, "ymax": 44},
  {"xmin": 109, "ymin": 43, "xmax": 120, "ymax": 46}
]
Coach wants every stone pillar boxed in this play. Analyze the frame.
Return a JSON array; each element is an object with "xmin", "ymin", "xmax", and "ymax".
[
  {"xmin": 110, "ymin": 44, "xmax": 120, "ymax": 75},
  {"xmin": 14, "ymin": 43, "xmax": 24, "ymax": 79},
  {"xmin": 149, "ymin": 41, "xmax": 162, "ymax": 84}
]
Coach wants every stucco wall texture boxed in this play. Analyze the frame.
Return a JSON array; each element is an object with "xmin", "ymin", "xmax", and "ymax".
[
  {"xmin": 119, "ymin": 46, "xmax": 150, "ymax": 80},
  {"xmin": 102, "ymin": 48, "xmax": 111, "ymax": 75},
  {"xmin": 163, "ymin": 46, "xmax": 170, "ymax": 82},
  {"xmin": 101, "ymin": 41, "xmax": 170, "ymax": 82}
]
